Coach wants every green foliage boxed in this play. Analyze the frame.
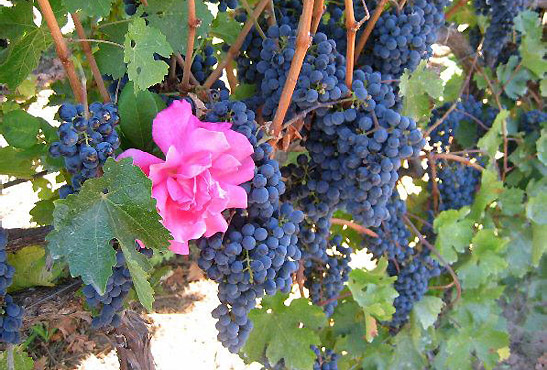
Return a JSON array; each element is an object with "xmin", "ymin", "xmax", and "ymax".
[
  {"xmin": 95, "ymin": 23, "xmax": 128, "ymax": 80},
  {"xmin": 1, "ymin": 110, "xmax": 43, "ymax": 149},
  {"xmin": 62, "ymin": 0, "xmax": 115, "ymax": 17},
  {"xmin": 413, "ymin": 296, "xmax": 444, "ymax": 330},
  {"xmin": 47, "ymin": 158, "xmax": 171, "ymax": 310},
  {"xmin": 123, "ymin": 18, "xmax": 173, "ymax": 91},
  {"xmin": 399, "ymin": 61, "xmax": 444, "ymax": 122},
  {"xmin": 211, "ymin": 12, "xmax": 243, "ymax": 45},
  {"xmin": 0, "ymin": 346, "xmax": 34, "ymax": 370},
  {"xmin": 242, "ymin": 293, "xmax": 327, "ymax": 369},
  {"xmin": 514, "ymin": 11, "xmax": 547, "ymax": 79},
  {"xmin": 7, "ymin": 246, "xmax": 64, "ymax": 291}
]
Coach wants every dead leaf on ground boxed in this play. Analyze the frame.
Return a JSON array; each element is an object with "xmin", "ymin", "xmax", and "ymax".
[{"xmin": 187, "ymin": 262, "xmax": 205, "ymax": 282}]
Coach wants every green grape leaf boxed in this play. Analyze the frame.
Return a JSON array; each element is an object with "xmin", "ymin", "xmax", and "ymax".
[
  {"xmin": 457, "ymin": 229, "xmax": 508, "ymax": 289},
  {"xmin": 0, "ymin": 27, "xmax": 52, "ymax": 89},
  {"xmin": 232, "ymin": 83, "xmax": 257, "ymax": 101},
  {"xmin": 62, "ymin": 0, "xmax": 115, "ymax": 17},
  {"xmin": 118, "ymin": 81, "xmax": 166, "ymax": 151},
  {"xmin": 348, "ymin": 258, "xmax": 398, "ymax": 322},
  {"xmin": 124, "ymin": 18, "xmax": 172, "ymax": 91},
  {"xmin": 498, "ymin": 187, "xmax": 525, "ymax": 216},
  {"xmin": 242, "ymin": 293, "xmax": 327, "ymax": 370},
  {"xmin": 145, "ymin": 0, "xmax": 214, "ymax": 55},
  {"xmin": 389, "ymin": 329, "xmax": 427, "ymax": 369},
  {"xmin": 400, "ymin": 61, "xmax": 444, "ymax": 122},
  {"xmin": 496, "ymin": 56, "xmax": 531, "ymax": 100},
  {"xmin": 502, "ymin": 219, "xmax": 533, "ymax": 278},
  {"xmin": 537, "ymin": 129, "xmax": 547, "ymax": 166},
  {"xmin": 433, "ymin": 207, "xmax": 473, "ymax": 263},
  {"xmin": 514, "ymin": 10, "xmax": 547, "ymax": 78},
  {"xmin": 7, "ymin": 246, "xmax": 64, "ymax": 292},
  {"xmin": 526, "ymin": 193, "xmax": 547, "ymax": 225},
  {"xmin": 0, "ymin": 1, "xmax": 35, "ymax": 40},
  {"xmin": 443, "ymin": 71, "xmax": 464, "ymax": 104},
  {"xmin": 95, "ymin": 22, "xmax": 128, "ymax": 80},
  {"xmin": 30, "ymin": 199, "xmax": 56, "ymax": 226},
  {"xmin": 1, "ymin": 109, "xmax": 42, "ymax": 149},
  {"xmin": 332, "ymin": 300, "xmax": 369, "ymax": 355},
  {"xmin": 478, "ymin": 109, "xmax": 509, "ymax": 160},
  {"xmin": 470, "ymin": 169, "xmax": 504, "ymax": 219},
  {"xmin": 0, "ymin": 346, "xmax": 34, "ymax": 370},
  {"xmin": 211, "ymin": 12, "xmax": 243, "ymax": 45},
  {"xmin": 361, "ymin": 341, "xmax": 394, "ymax": 370},
  {"xmin": 0, "ymin": 146, "xmax": 40, "ymax": 178},
  {"xmin": 46, "ymin": 158, "xmax": 171, "ymax": 310},
  {"xmin": 413, "ymin": 295, "xmax": 444, "ymax": 330},
  {"xmin": 531, "ymin": 222, "xmax": 547, "ymax": 266}
]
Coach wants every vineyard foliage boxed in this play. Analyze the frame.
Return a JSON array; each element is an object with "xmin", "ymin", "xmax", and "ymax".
[{"xmin": 0, "ymin": 0, "xmax": 546, "ymax": 369}]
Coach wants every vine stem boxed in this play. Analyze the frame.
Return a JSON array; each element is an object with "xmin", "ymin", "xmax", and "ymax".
[
  {"xmin": 271, "ymin": 0, "xmax": 314, "ymax": 145},
  {"xmin": 354, "ymin": 0, "xmax": 389, "ymax": 62},
  {"xmin": 71, "ymin": 13, "xmax": 110, "ymax": 102},
  {"xmin": 182, "ymin": 0, "xmax": 199, "ymax": 90},
  {"xmin": 67, "ymin": 38, "xmax": 124, "ymax": 48},
  {"xmin": 225, "ymin": 61, "xmax": 238, "ymax": 92},
  {"xmin": 425, "ymin": 153, "xmax": 485, "ymax": 172},
  {"xmin": 444, "ymin": 0, "xmax": 467, "ymax": 19},
  {"xmin": 204, "ymin": 0, "xmax": 270, "ymax": 89},
  {"xmin": 331, "ymin": 218, "xmax": 379, "ymax": 238},
  {"xmin": 402, "ymin": 215, "xmax": 461, "ymax": 305},
  {"xmin": 428, "ymin": 153, "xmax": 440, "ymax": 214},
  {"xmin": 175, "ymin": 53, "xmax": 200, "ymax": 86},
  {"xmin": 7, "ymin": 344, "xmax": 14, "ymax": 370},
  {"xmin": 311, "ymin": 0, "xmax": 325, "ymax": 34},
  {"xmin": 317, "ymin": 291, "xmax": 352, "ymax": 306},
  {"xmin": 241, "ymin": 0, "xmax": 267, "ymax": 39},
  {"xmin": 37, "ymin": 0, "xmax": 84, "ymax": 104},
  {"xmin": 344, "ymin": 0, "xmax": 357, "ymax": 89}
]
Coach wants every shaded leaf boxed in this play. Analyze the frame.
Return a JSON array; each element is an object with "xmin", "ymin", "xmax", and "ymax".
[
  {"xmin": 1, "ymin": 110, "xmax": 42, "ymax": 149},
  {"xmin": 62, "ymin": 0, "xmax": 115, "ymax": 18},
  {"xmin": 7, "ymin": 246, "xmax": 64, "ymax": 291},
  {"xmin": 413, "ymin": 296, "xmax": 444, "ymax": 330},
  {"xmin": 514, "ymin": 10, "xmax": 547, "ymax": 78},
  {"xmin": 400, "ymin": 61, "xmax": 444, "ymax": 122},
  {"xmin": 433, "ymin": 207, "xmax": 473, "ymax": 263}
]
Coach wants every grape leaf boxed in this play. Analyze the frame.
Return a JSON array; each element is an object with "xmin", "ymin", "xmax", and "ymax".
[
  {"xmin": 502, "ymin": 219, "xmax": 533, "ymax": 278},
  {"xmin": 331, "ymin": 300, "xmax": 369, "ymax": 354},
  {"xmin": 95, "ymin": 22, "xmax": 128, "ymax": 80},
  {"xmin": 0, "ymin": 146, "xmax": 39, "ymax": 178},
  {"xmin": 389, "ymin": 329, "xmax": 427, "ymax": 369},
  {"xmin": 514, "ymin": 10, "xmax": 547, "ymax": 79},
  {"xmin": 242, "ymin": 293, "xmax": 327, "ymax": 370},
  {"xmin": 211, "ymin": 12, "xmax": 243, "ymax": 45},
  {"xmin": 7, "ymin": 246, "xmax": 64, "ymax": 292},
  {"xmin": 498, "ymin": 187, "xmax": 525, "ymax": 216},
  {"xmin": 470, "ymin": 169, "xmax": 504, "ymax": 219},
  {"xmin": 478, "ymin": 109, "xmax": 508, "ymax": 160},
  {"xmin": 433, "ymin": 207, "xmax": 473, "ymax": 263},
  {"xmin": 123, "ymin": 18, "xmax": 172, "ymax": 91},
  {"xmin": 537, "ymin": 129, "xmax": 547, "ymax": 166},
  {"xmin": 361, "ymin": 341, "xmax": 393, "ymax": 370},
  {"xmin": 62, "ymin": 0, "xmax": 115, "ymax": 17},
  {"xmin": 496, "ymin": 56, "xmax": 531, "ymax": 99},
  {"xmin": 531, "ymin": 222, "xmax": 547, "ymax": 266},
  {"xmin": 457, "ymin": 229, "xmax": 508, "ymax": 289},
  {"xmin": 0, "ymin": 346, "xmax": 34, "ymax": 370},
  {"xmin": 526, "ymin": 193, "xmax": 547, "ymax": 225},
  {"xmin": 0, "ymin": 1, "xmax": 34, "ymax": 40},
  {"xmin": 118, "ymin": 81, "xmax": 166, "ymax": 152},
  {"xmin": 46, "ymin": 158, "xmax": 171, "ymax": 310},
  {"xmin": 232, "ymin": 83, "xmax": 257, "ymax": 101},
  {"xmin": 145, "ymin": 0, "xmax": 214, "ymax": 55},
  {"xmin": 30, "ymin": 199, "xmax": 56, "ymax": 226},
  {"xmin": 413, "ymin": 296, "xmax": 444, "ymax": 330},
  {"xmin": 348, "ymin": 258, "xmax": 398, "ymax": 322},
  {"xmin": 400, "ymin": 61, "xmax": 444, "ymax": 122},
  {"xmin": 0, "ymin": 27, "xmax": 52, "ymax": 89},
  {"xmin": 1, "ymin": 110, "xmax": 42, "ymax": 149}
]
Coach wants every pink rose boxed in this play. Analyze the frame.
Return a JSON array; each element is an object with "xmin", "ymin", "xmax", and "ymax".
[{"xmin": 119, "ymin": 100, "xmax": 255, "ymax": 255}]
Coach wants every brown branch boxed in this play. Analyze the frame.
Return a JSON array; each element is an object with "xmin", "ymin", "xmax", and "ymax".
[
  {"xmin": 241, "ymin": 0, "xmax": 267, "ymax": 39},
  {"xmin": 182, "ymin": 0, "xmax": 199, "ymax": 90},
  {"xmin": 317, "ymin": 291, "xmax": 352, "ymax": 306},
  {"xmin": 174, "ymin": 53, "xmax": 200, "ymax": 86},
  {"xmin": 428, "ymin": 153, "xmax": 440, "ymax": 214},
  {"xmin": 445, "ymin": 0, "xmax": 467, "ymax": 19},
  {"xmin": 402, "ymin": 215, "xmax": 461, "ymax": 305},
  {"xmin": 6, "ymin": 226, "xmax": 53, "ymax": 253},
  {"xmin": 355, "ymin": 0, "xmax": 389, "ymax": 62},
  {"xmin": 267, "ymin": 0, "xmax": 277, "ymax": 26},
  {"xmin": 429, "ymin": 281, "xmax": 455, "ymax": 290},
  {"xmin": 36, "ymin": 0, "xmax": 84, "ymax": 104},
  {"xmin": 271, "ymin": 0, "xmax": 314, "ymax": 144},
  {"xmin": 225, "ymin": 61, "xmax": 238, "ymax": 92},
  {"xmin": 296, "ymin": 260, "xmax": 305, "ymax": 297},
  {"xmin": 71, "ymin": 13, "xmax": 110, "ymax": 102},
  {"xmin": 115, "ymin": 311, "xmax": 155, "ymax": 370},
  {"xmin": 331, "ymin": 218, "xmax": 379, "ymax": 238},
  {"xmin": 311, "ymin": 0, "xmax": 325, "ymax": 34},
  {"xmin": 168, "ymin": 55, "xmax": 177, "ymax": 84},
  {"xmin": 345, "ymin": 0, "xmax": 357, "ymax": 89},
  {"xmin": 2, "ymin": 170, "xmax": 49, "ymax": 189},
  {"xmin": 204, "ymin": 0, "xmax": 270, "ymax": 89},
  {"xmin": 429, "ymin": 153, "xmax": 485, "ymax": 172},
  {"xmin": 436, "ymin": 26, "xmax": 475, "ymax": 75}
]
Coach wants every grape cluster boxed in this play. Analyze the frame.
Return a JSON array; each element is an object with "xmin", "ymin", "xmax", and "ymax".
[
  {"xmin": 428, "ymin": 96, "xmax": 498, "ymax": 150},
  {"xmin": 256, "ymin": 25, "xmax": 348, "ymax": 120},
  {"xmin": 479, "ymin": 0, "xmax": 525, "ymax": 68},
  {"xmin": 304, "ymin": 235, "xmax": 352, "ymax": 316},
  {"xmin": 0, "ymin": 228, "xmax": 24, "ymax": 344},
  {"xmin": 82, "ymin": 246, "xmax": 153, "ymax": 329},
  {"xmin": 208, "ymin": 0, "xmax": 237, "ymax": 12},
  {"xmin": 432, "ymin": 160, "xmax": 482, "ymax": 211},
  {"xmin": 104, "ymin": 74, "xmax": 129, "ymax": 102},
  {"xmin": 387, "ymin": 249, "xmax": 441, "ymax": 328},
  {"xmin": 359, "ymin": 0, "xmax": 448, "ymax": 78},
  {"xmin": 311, "ymin": 346, "xmax": 340, "ymax": 370},
  {"xmin": 192, "ymin": 45, "xmax": 218, "ymax": 84},
  {"xmin": 519, "ymin": 110, "xmax": 547, "ymax": 134},
  {"xmin": 123, "ymin": 0, "xmax": 140, "ymax": 15},
  {"xmin": 49, "ymin": 102, "xmax": 120, "ymax": 197}
]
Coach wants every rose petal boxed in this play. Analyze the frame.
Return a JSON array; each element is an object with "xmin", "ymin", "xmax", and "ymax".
[
  {"xmin": 169, "ymin": 240, "xmax": 189, "ymax": 255},
  {"xmin": 203, "ymin": 212, "xmax": 229, "ymax": 237},
  {"xmin": 222, "ymin": 184, "xmax": 248, "ymax": 209},
  {"xmin": 152, "ymin": 100, "xmax": 195, "ymax": 155},
  {"xmin": 117, "ymin": 149, "xmax": 163, "ymax": 176}
]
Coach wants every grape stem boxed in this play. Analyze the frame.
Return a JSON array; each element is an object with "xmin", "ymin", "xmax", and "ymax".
[
  {"xmin": 281, "ymin": 97, "xmax": 354, "ymax": 130},
  {"xmin": 36, "ymin": 0, "xmax": 85, "ymax": 104},
  {"xmin": 444, "ymin": 0, "xmax": 467, "ymax": 19},
  {"xmin": 426, "ymin": 153, "xmax": 485, "ymax": 172},
  {"xmin": 317, "ymin": 291, "xmax": 352, "ymax": 306},
  {"xmin": 203, "ymin": 0, "xmax": 271, "ymax": 89},
  {"xmin": 225, "ymin": 61, "xmax": 238, "ymax": 92},
  {"xmin": 174, "ymin": 54, "xmax": 200, "ymax": 86},
  {"xmin": 331, "ymin": 218, "xmax": 379, "ymax": 238},
  {"xmin": 182, "ymin": 0, "xmax": 199, "ymax": 90},
  {"xmin": 67, "ymin": 38, "xmax": 124, "ymax": 48},
  {"xmin": 271, "ymin": 0, "xmax": 314, "ymax": 146},
  {"xmin": 7, "ymin": 344, "xmax": 14, "ymax": 370},
  {"xmin": 354, "ymin": 0, "xmax": 389, "ymax": 62},
  {"xmin": 296, "ymin": 260, "xmax": 306, "ymax": 297},
  {"xmin": 428, "ymin": 153, "xmax": 440, "ymax": 214},
  {"xmin": 267, "ymin": 0, "xmax": 277, "ymax": 26},
  {"xmin": 2, "ymin": 171, "xmax": 49, "ymax": 189},
  {"xmin": 311, "ymin": 0, "xmax": 325, "ymax": 34},
  {"xmin": 241, "ymin": 0, "xmax": 267, "ymax": 39},
  {"xmin": 402, "ymin": 215, "xmax": 461, "ymax": 305},
  {"xmin": 345, "ymin": 0, "xmax": 370, "ymax": 88},
  {"xmin": 71, "ymin": 13, "xmax": 110, "ymax": 103}
]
